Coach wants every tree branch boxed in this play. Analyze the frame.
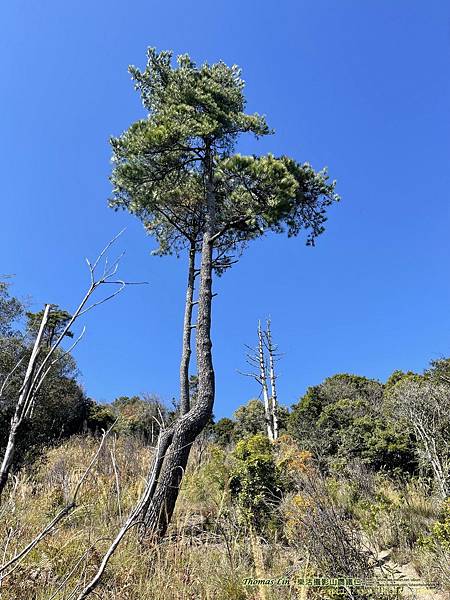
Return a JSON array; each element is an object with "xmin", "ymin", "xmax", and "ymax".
[{"xmin": 0, "ymin": 422, "xmax": 117, "ymax": 580}]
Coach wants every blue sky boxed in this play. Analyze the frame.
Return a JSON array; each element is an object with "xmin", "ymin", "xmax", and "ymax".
[{"xmin": 1, "ymin": 1, "xmax": 449, "ymax": 418}]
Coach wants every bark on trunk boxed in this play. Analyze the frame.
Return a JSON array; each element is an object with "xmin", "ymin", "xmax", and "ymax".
[
  {"xmin": 139, "ymin": 426, "xmax": 174, "ymax": 523},
  {"xmin": 144, "ymin": 146, "xmax": 216, "ymax": 538},
  {"xmin": 140, "ymin": 245, "xmax": 197, "ymax": 525},
  {"xmin": 180, "ymin": 243, "xmax": 196, "ymax": 415}
]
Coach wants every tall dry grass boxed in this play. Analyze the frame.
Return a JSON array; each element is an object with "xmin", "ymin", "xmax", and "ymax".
[
  {"xmin": 0, "ymin": 436, "xmax": 448, "ymax": 599},
  {"xmin": 0, "ymin": 436, "xmax": 298, "ymax": 599}
]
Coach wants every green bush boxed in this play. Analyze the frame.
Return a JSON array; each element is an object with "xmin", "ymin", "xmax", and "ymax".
[{"xmin": 229, "ymin": 434, "xmax": 283, "ymax": 532}]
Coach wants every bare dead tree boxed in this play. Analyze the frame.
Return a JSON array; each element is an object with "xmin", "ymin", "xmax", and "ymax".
[
  {"xmin": 263, "ymin": 319, "xmax": 281, "ymax": 441},
  {"xmin": 257, "ymin": 320, "xmax": 274, "ymax": 442},
  {"xmin": 0, "ymin": 232, "xmax": 140, "ymax": 500},
  {"xmin": 239, "ymin": 319, "xmax": 282, "ymax": 441},
  {"xmin": 0, "ymin": 422, "xmax": 116, "ymax": 581},
  {"xmin": 0, "ymin": 304, "xmax": 51, "ymax": 499},
  {"xmin": 239, "ymin": 325, "xmax": 273, "ymax": 440},
  {"xmin": 390, "ymin": 378, "xmax": 450, "ymax": 498}
]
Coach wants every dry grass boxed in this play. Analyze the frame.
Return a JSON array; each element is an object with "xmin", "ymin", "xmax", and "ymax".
[
  {"xmin": 0, "ymin": 436, "xmax": 297, "ymax": 599},
  {"xmin": 0, "ymin": 436, "xmax": 448, "ymax": 599}
]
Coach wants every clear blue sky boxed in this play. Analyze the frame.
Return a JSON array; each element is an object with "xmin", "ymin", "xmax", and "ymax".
[{"xmin": 1, "ymin": 1, "xmax": 449, "ymax": 418}]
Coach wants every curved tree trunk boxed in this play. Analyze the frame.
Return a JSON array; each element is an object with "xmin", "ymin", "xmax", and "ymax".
[
  {"xmin": 140, "ymin": 243, "xmax": 197, "ymax": 523},
  {"xmin": 144, "ymin": 421, "xmax": 200, "ymax": 538},
  {"xmin": 180, "ymin": 243, "xmax": 196, "ymax": 416},
  {"xmin": 144, "ymin": 148, "xmax": 216, "ymax": 538},
  {"xmin": 140, "ymin": 242, "xmax": 197, "ymax": 524}
]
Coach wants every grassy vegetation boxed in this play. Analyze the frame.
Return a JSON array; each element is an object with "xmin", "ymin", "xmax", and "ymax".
[{"xmin": 0, "ymin": 433, "xmax": 448, "ymax": 599}]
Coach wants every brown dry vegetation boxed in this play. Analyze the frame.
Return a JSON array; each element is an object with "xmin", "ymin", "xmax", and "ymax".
[{"xmin": 0, "ymin": 433, "xmax": 449, "ymax": 600}]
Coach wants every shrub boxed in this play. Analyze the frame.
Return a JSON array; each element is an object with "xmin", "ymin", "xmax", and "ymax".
[{"xmin": 229, "ymin": 434, "xmax": 283, "ymax": 532}]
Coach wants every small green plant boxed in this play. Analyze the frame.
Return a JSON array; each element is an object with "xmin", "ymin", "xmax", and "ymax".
[
  {"xmin": 229, "ymin": 434, "xmax": 283, "ymax": 532},
  {"xmin": 420, "ymin": 498, "xmax": 450, "ymax": 551}
]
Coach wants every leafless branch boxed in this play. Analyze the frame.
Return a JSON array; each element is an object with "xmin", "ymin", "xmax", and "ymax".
[
  {"xmin": 77, "ymin": 281, "xmax": 126, "ymax": 316},
  {"xmin": 237, "ymin": 369, "xmax": 262, "ymax": 384},
  {"xmin": 0, "ymin": 422, "xmax": 117, "ymax": 580},
  {"xmin": 0, "ymin": 232, "xmax": 144, "ymax": 499},
  {"xmin": 75, "ymin": 428, "xmax": 166, "ymax": 600},
  {"xmin": 91, "ymin": 229, "xmax": 126, "ymax": 272},
  {"xmin": 110, "ymin": 436, "xmax": 122, "ymax": 522},
  {"xmin": 0, "ymin": 356, "xmax": 25, "ymax": 400},
  {"xmin": 26, "ymin": 327, "xmax": 86, "ymax": 419},
  {"xmin": 47, "ymin": 537, "xmax": 112, "ymax": 600}
]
